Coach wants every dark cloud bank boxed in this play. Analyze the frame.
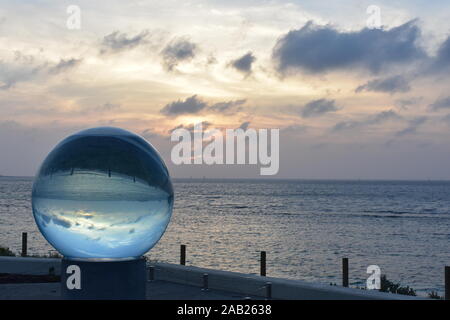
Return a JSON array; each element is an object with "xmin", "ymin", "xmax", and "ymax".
[
  {"xmin": 301, "ymin": 99, "xmax": 339, "ymax": 118},
  {"xmin": 395, "ymin": 116, "xmax": 427, "ymax": 137},
  {"xmin": 272, "ymin": 20, "xmax": 425, "ymax": 75},
  {"xmin": 161, "ymin": 95, "xmax": 207, "ymax": 115},
  {"xmin": 101, "ymin": 30, "xmax": 150, "ymax": 53},
  {"xmin": 230, "ymin": 52, "xmax": 256, "ymax": 74},
  {"xmin": 355, "ymin": 75, "xmax": 411, "ymax": 94},
  {"xmin": 161, "ymin": 37, "xmax": 197, "ymax": 71},
  {"xmin": 161, "ymin": 95, "xmax": 246, "ymax": 116},
  {"xmin": 429, "ymin": 96, "xmax": 450, "ymax": 111},
  {"xmin": 332, "ymin": 110, "xmax": 401, "ymax": 132}
]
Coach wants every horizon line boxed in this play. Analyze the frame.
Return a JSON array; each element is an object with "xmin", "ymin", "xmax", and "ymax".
[{"xmin": 2, "ymin": 175, "xmax": 450, "ymax": 182}]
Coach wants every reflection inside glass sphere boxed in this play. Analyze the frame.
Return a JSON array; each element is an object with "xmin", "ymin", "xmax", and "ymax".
[{"xmin": 32, "ymin": 127, "xmax": 174, "ymax": 260}]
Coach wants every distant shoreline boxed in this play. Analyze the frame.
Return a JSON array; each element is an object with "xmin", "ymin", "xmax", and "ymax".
[
  {"xmin": 2, "ymin": 175, "xmax": 450, "ymax": 183},
  {"xmin": 172, "ymin": 178, "xmax": 450, "ymax": 183}
]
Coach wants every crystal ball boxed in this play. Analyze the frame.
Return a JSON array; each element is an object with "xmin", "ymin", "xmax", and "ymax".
[{"xmin": 31, "ymin": 127, "xmax": 174, "ymax": 260}]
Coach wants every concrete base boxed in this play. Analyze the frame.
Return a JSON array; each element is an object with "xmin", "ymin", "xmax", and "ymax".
[{"xmin": 60, "ymin": 258, "xmax": 146, "ymax": 300}]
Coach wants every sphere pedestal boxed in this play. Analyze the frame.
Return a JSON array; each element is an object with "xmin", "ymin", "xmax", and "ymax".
[{"xmin": 61, "ymin": 257, "xmax": 147, "ymax": 300}]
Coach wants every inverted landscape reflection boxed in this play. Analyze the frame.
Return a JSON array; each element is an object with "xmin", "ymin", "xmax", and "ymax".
[{"xmin": 31, "ymin": 127, "xmax": 174, "ymax": 260}]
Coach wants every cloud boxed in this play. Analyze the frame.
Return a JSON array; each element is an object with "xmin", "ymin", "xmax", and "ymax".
[
  {"xmin": 141, "ymin": 128, "xmax": 159, "ymax": 140},
  {"xmin": 442, "ymin": 114, "xmax": 450, "ymax": 126},
  {"xmin": 395, "ymin": 97, "xmax": 423, "ymax": 110},
  {"xmin": 161, "ymin": 95, "xmax": 246, "ymax": 116},
  {"xmin": 161, "ymin": 95, "xmax": 207, "ymax": 116},
  {"xmin": 141, "ymin": 127, "xmax": 170, "ymax": 140},
  {"xmin": 206, "ymin": 54, "xmax": 218, "ymax": 65},
  {"xmin": 168, "ymin": 121, "xmax": 212, "ymax": 134},
  {"xmin": 210, "ymin": 99, "xmax": 246, "ymax": 113},
  {"xmin": 332, "ymin": 121, "xmax": 359, "ymax": 132},
  {"xmin": 101, "ymin": 30, "xmax": 150, "ymax": 53},
  {"xmin": 229, "ymin": 52, "xmax": 256, "ymax": 74},
  {"xmin": 0, "ymin": 56, "xmax": 81, "ymax": 90},
  {"xmin": 48, "ymin": 58, "xmax": 82, "ymax": 74},
  {"xmin": 0, "ymin": 62, "xmax": 40, "ymax": 90},
  {"xmin": 96, "ymin": 102, "xmax": 120, "ymax": 112},
  {"xmin": 273, "ymin": 20, "xmax": 425, "ymax": 75},
  {"xmin": 429, "ymin": 96, "xmax": 450, "ymax": 111},
  {"xmin": 0, "ymin": 52, "xmax": 42, "ymax": 89},
  {"xmin": 238, "ymin": 121, "xmax": 251, "ymax": 130},
  {"xmin": 429, "ymin": 35, "xmax": 450, "ymax": 72},
  {"xmin": 87, "ymin": 102, "xmax": 120, "ymax": 113},
  {"xmin": 301, "ymin": 99, "xmax": 339, "ymax": 118},
  {"xmin": 369, "ymin": 110, "xmax": 402, "ymax": 124},
  {"xmin": 40, "ymin": 214, "xmax": 51, "ymax": 226},
  {"xmin": 355, "ymin": 75, "xmax": 411, "ymax": 94},
  {"xmin": 51, "ymin": 216, "xmax": 72, "ymax": 229},
  {"xmin": 161, "ymin": 37, "xmax": 197, "ymax": 71},
  {"xmin": 436, "ymin": 36, "xmax": 450, "ymax": 62},
  {"xmin": 281, "ymin": 124, "xmax": 307, "ymax": 134},
  {"xmin": 0, "ymin": 120, "xmax": 22, "ymax": 131},
  {"xmin": 332, "ymin": 110, "xmax": 401, "ymax": 132},
  {"xmin": 13, "ymin": 51, "xmax": 35, "ymax": 64},
  {"xmin": 69, "ymin": 102, "xmax": 121, "ymax": 115},
  {"xmin": 395, "ymin": 116, "xmax": 427, "ymax": 137}
]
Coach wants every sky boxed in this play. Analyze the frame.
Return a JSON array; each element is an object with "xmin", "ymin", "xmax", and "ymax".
[{"xmin": 1, "ymin": 0, "xmax": 450, "ymax": 179}]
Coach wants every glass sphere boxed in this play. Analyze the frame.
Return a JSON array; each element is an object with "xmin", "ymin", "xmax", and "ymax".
[{"xmin": 32, "ymin": 127, "xmax": 174, "ymax": 260}]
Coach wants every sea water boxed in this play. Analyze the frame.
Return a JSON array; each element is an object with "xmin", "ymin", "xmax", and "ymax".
[{"xmin": 2, "ymin": 178, "xmax": 450, "ymax": 296}]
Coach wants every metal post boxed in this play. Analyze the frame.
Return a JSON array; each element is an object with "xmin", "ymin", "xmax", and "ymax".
[
  {"xmin": 202, "ymin": 273, "xmax": 209, "ymax": 291},
  {"xmin": 180, "ymin": 244, "xmax": 186, "ymax": 265},
  {"xmin": 148, "ymin": 266, "xmax": 155, "ymax": 281},
  {"xmin": 342, "ymin": 257, "xmax": 349, "ymax": 287},
  {"xmin": 21, "ymin": 232, "xmax": 27, "ymax": 257},
  {"xmin": 265, "ymin": 282, "xmax": 272, "ymax": 299},
  {"xmin": 260, "ymin": 251, "xmax": 266, "ymax": 276},
  {"xmin": 445, "ymin": 266, "xmax": 450, "ymax": 300}
]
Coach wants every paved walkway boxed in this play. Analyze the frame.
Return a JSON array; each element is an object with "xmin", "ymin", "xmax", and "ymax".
[{"xmin": 0, "ymin": 280, "xmax": 265, "ymax": 300}]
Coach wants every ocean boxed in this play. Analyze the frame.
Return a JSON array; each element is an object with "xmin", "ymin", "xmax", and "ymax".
[{"xmin": 1, "ymin": 176, "xmax": 450, "ymax": 296}]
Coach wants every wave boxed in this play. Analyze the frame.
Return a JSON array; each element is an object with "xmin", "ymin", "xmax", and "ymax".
[{"xmin": 361, "ymin": 209, "xmax": 448, "ymax": 215}]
